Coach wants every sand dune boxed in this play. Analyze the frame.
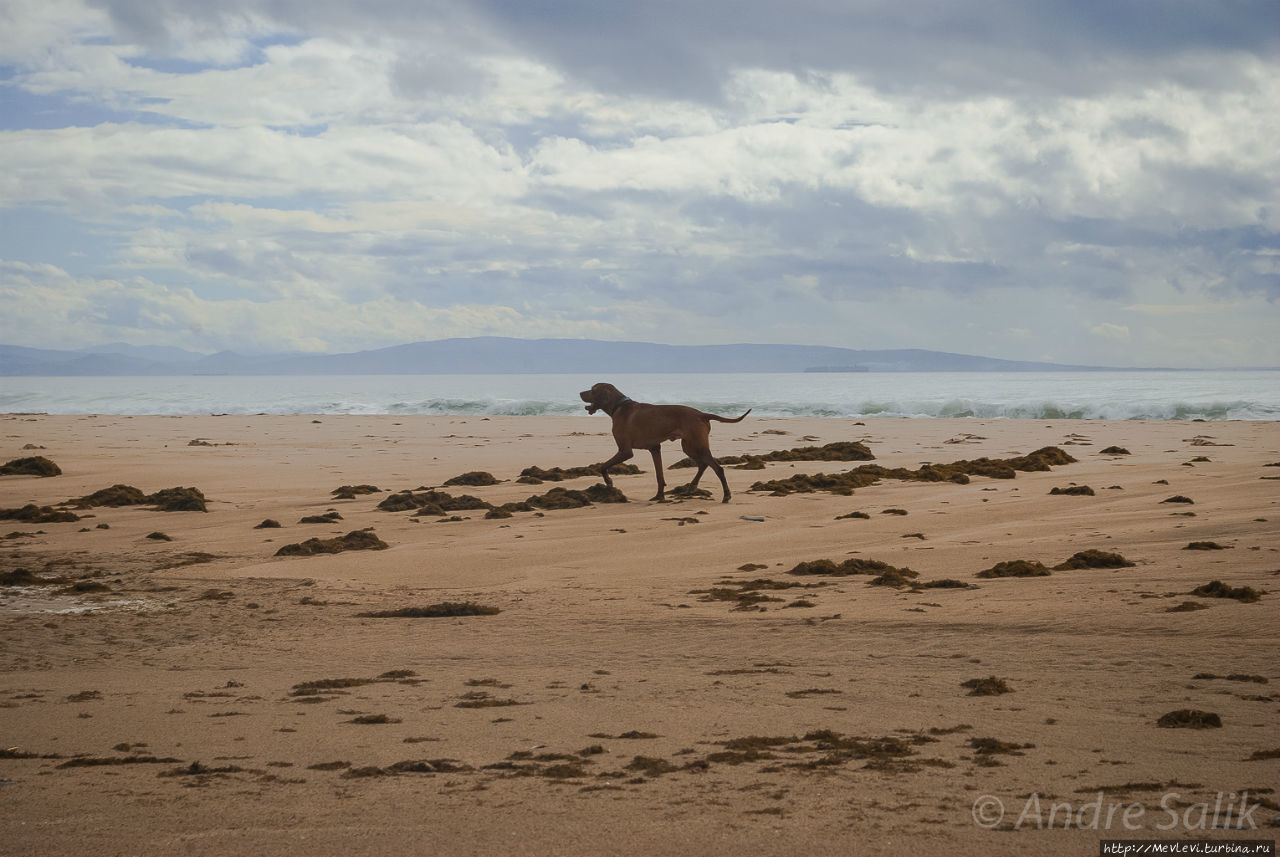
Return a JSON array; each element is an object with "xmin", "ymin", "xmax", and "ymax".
[{"xmin": 2, "ymin": 414, "xmax": 1277, "ymax": 856}]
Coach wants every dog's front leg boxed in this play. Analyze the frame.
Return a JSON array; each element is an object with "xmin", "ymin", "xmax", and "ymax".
[
  {"xmin": 598, "ymin": 448, "xmax": 633, "ymax": 487},
  {"xmin": 647, "ymin": 445, "xmax": 666, "ymax": 502}
]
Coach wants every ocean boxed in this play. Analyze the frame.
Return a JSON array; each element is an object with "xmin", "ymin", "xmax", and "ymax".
[{"xmin": 1, "ymin": 371, "xmax": 1276, "ymax": 420}]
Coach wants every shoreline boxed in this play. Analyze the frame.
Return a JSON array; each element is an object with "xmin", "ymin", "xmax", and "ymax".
[
  {"xmin": 5, "ymin": 368, "xmax": 1277, "ymax": 423},
  {"xmin": 2, "ymin": 414, "xmax": 1277, "ymax": 855}
]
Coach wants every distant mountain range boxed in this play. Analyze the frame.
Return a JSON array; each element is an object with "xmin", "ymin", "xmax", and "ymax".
[{"xmin": 0, "ymin": 338, "xmax": 1113, "ymax": 376}]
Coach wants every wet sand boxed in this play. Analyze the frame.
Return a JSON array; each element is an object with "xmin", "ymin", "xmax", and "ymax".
[{"xmin": 1, "ymin": 413, "xmax": 1277, "ymax": 856}]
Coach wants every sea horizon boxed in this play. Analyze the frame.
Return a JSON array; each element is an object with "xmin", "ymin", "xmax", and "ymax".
[{"xmin": 3, "ymin": 370, "xmax": 1276, "ymax": 421}]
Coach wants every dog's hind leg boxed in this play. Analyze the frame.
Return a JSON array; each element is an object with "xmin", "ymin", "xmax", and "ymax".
[
  {"xmin": 681, "ymin": 440, "xmax": 732, "ymax": 503},
  {"xmin": 709, "ymin": 457, "xmax": 731, "ymax": 502},
  {"xmin": 688, "ymin": 453, "xmax": 731, "ymax": 502}
]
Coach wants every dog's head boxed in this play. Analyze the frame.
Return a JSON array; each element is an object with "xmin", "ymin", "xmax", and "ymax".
[{"xmin": 580, "ymin": 382, "xmax": 624, "ymax": 415}]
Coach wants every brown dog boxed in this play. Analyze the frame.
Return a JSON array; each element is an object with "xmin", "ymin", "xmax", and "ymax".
[{"xmin": 579, "ymin": 382, "xmax": 751, "ymax": 503}]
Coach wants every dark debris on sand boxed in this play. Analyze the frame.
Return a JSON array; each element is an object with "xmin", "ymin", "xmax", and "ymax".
[
  {"xmin": 524, "ymin": 484, "xmax": 628, "ymax": 510},
  {"xmin": 356, "ymin": 602, "xmax": 500, "ymax": 618},
  {"xmin": 443, "ymin": 472, "xmax": 501, "ymax": 487},
  {"xmin": 0, "ymin": 456, "xmax": 62, "ymax": 477},
  {"xmin": 1156, "ymin": 709, "xmax": 1222, "ymax": 729},
  {"xmin": 378, "ymin": 489, "xmax": 491, "ymax": 515},
  {"xmin": 751, "ymin": 446, "xmax": 1077, "ymax": 496},
  {"xmin": 1049, "ymin": 485, "xmax": 1095, "ymax": 496},
  {"xmin": 67, "ymin": 484, "xmax": 208, "ymax": 512},
  {"xmin": 969, "ymin": 737, "xmax": 1034, "ymax": 756},
  {"xmin": 1189, "ymin": 580, "xmax": 1263, "ymax": 603},
  {"xmin": 145, "ymin": 486, "xmax": 208, "ymax": 512},
  {"xmin": 672, "ymin": 440, "xmax": 875, "ymax": 470},
  {"xmin": 788, "ymin": 558, "xmax": 910, "ymax": 577},
  {"xmin": 274, "ymin": 528, "xmax": 388, "ymax": 557},
  {"xmin": 867, "ymin": 567, "xmax": 921, "ymax": 589},
  {"xmin": 0, "ymin": 504, "xmax": 80, "ymax": 523},
  {"xmin": 1184, "ymin": 541, "xmax": 1228, "ymax": 551},
  {"xmin": 299, "ymin": 511, "xmax": 343, "ymax": 524},
  {"xmin": 378, "ymin": 480, "xmax": 628, "ymax": 518},
  {"xmin": 691, "ymin": 578, "xmax": 825, "ymax": 611},
  {"xmin": 332, "ymin": 484, "xmax": 381, "ymax": 499},
  {"xmin": 972, "ymin": 550, "xmax": 1136, "ymax": 577},
  {"xmin": 976, "ymin": 560, "xmax": 1052, "ymax": 579},
  {"xmin": 517, "ymin": 463, "xmax": 641, "ymax": 484},
  {"xmin": 1053, "ymin": 550, "xmax": 1136, "ymax": 570},
  {"xmin": 962, "ymin": 676, "xmax": 1013, "ymax": 696}
]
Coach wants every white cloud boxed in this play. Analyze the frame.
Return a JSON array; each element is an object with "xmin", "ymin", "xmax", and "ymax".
[
  {"xmin": 1124, "ymin": 304, "xmax": 1212, "ymax": 315},
  {"xmin": 0, "ymin": 120, "xmax": 528, "ymax": 211},
  {"xmin": 0, "ymin": 0, "xmax": 1276, "ymax": 367},
  {"xmin": 1089, "ymin": 322, "xmax": 1131, "ymax": 342},
  {"xmin": 0, "ymin": 259, "xmax": 638, "ymax": 352}
]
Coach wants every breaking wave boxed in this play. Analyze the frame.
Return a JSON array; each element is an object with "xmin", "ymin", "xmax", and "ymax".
[{"xmin": 1, "ymin": 371, "xmax": 1275, "ymax": 420}]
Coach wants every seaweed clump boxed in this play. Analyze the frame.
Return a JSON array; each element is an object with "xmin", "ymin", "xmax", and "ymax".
[
  {"xmin": 787, "ymin": 558, "xmax": 907, "ymax": 577},
  {"xmin": 347, "ymin": 714, "xmax": 401, "ymax": 725},
  {"xmin": 443, "ymin": 472, "xmax": 500, "ymax": 487},
  {"xmin": 148, "ymin": 487, "xmax": 207, "ymax": 512},
  {"xmin": 1053, "ymin": 550, "xmax": 1136, "ymax": 570},
  {"xmin": 962, "ymin": 677, "xmax": 1012, "ymax": 696},
  {"xmin": 969, "ymin": 737, "xmax": 1034, "ymax": 756},
  {"xmin": 1166, "ymin": 601, "xmax": 1210, "ymax": 613},
  {"xmin": 0, "ymin": 504, "xmax": 80, "ymax": 523},
  {"xmin": 867, "ymin": 568, "xmax": 921, "ymax": 589},
  {"xmin": 516, "ymin": 463, "xmax": 641, "ymax": 484},
  {"xmin": 332, "ymin": 484, "xmax": 381, "ymax": 499},
  {"xmin": 57, "ymin": 755, "xmax": 180, "ymax": 768},
  {"xmin": 1189, "ymin": 581, "xmax": 1263, "ymax": 603},
  {"xmin": 67, "ymin": 484, "xmax": 207, "ymax": 512},
  {"xmin": 275, "ymin": 528, "xmax": 388, "ymax": 557},
  {"xmin": 1049, "ymin": 485, "xmax": 1095, "ymax": 496},
  {"xmin": 0, "ymin": 456, "xmax": 62, "ymax": 477},
  {"xmin": 976, "ymin": 560, "xmax": 1052, "ymax": 579},
  {"xmin": 70, "ymin": 484, "xmax": 147, "ymax": 507},
  {"xmin": 1156, "ymin": 709, "xmax": 1222, "ymax": 729},
  {"xmin": 299, "ymin": 511, "xmax": 343, "ymax": 524},
  {"xmin": 672, "ymin": 440, "xmax": 875, "ymax": 469},
  {"xmin": 921, "ymin": 578, "xmax": 974, "ymax": 589},
  {"xmin": 377, "ymin": 489, "xmax": 490, "ymax": 515},
  {"xmin": 751, "ymin": 447, "xmax": 1076, "ymax": 496},
  {"xmin": 524, "ymin": 484, "xmax": 627, "ymax": 509},
  {"xmin": 356, "ymin": 602, "xmax": 500, "ymax": 618},
  {"xmin": 1, "ymin": 568, "xmax": 55, "ymax": 586},
  {"xmin": 690, "ymin": 578, "xmax": 822, "ymax": 611}
]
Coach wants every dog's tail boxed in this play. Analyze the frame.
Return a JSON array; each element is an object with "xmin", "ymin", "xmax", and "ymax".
[{"xmin": 703, "ymin": 408, "xmax": 752, "ymax": 424}]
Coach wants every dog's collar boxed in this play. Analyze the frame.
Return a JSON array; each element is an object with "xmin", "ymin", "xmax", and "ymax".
[{"xmin": 603, "ymin": 395, "xmax": 633, "ymax": 417}]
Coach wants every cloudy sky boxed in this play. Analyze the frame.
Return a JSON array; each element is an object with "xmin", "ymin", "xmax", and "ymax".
[{"xmin": 1, "ymin": 0, "xmax": 1277, "ymax": 367}]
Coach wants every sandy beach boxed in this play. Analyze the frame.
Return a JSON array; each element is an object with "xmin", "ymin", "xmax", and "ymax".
[{"xmin": 1, "ymin": 412, "xmax": 1276, "ymax": 856}]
